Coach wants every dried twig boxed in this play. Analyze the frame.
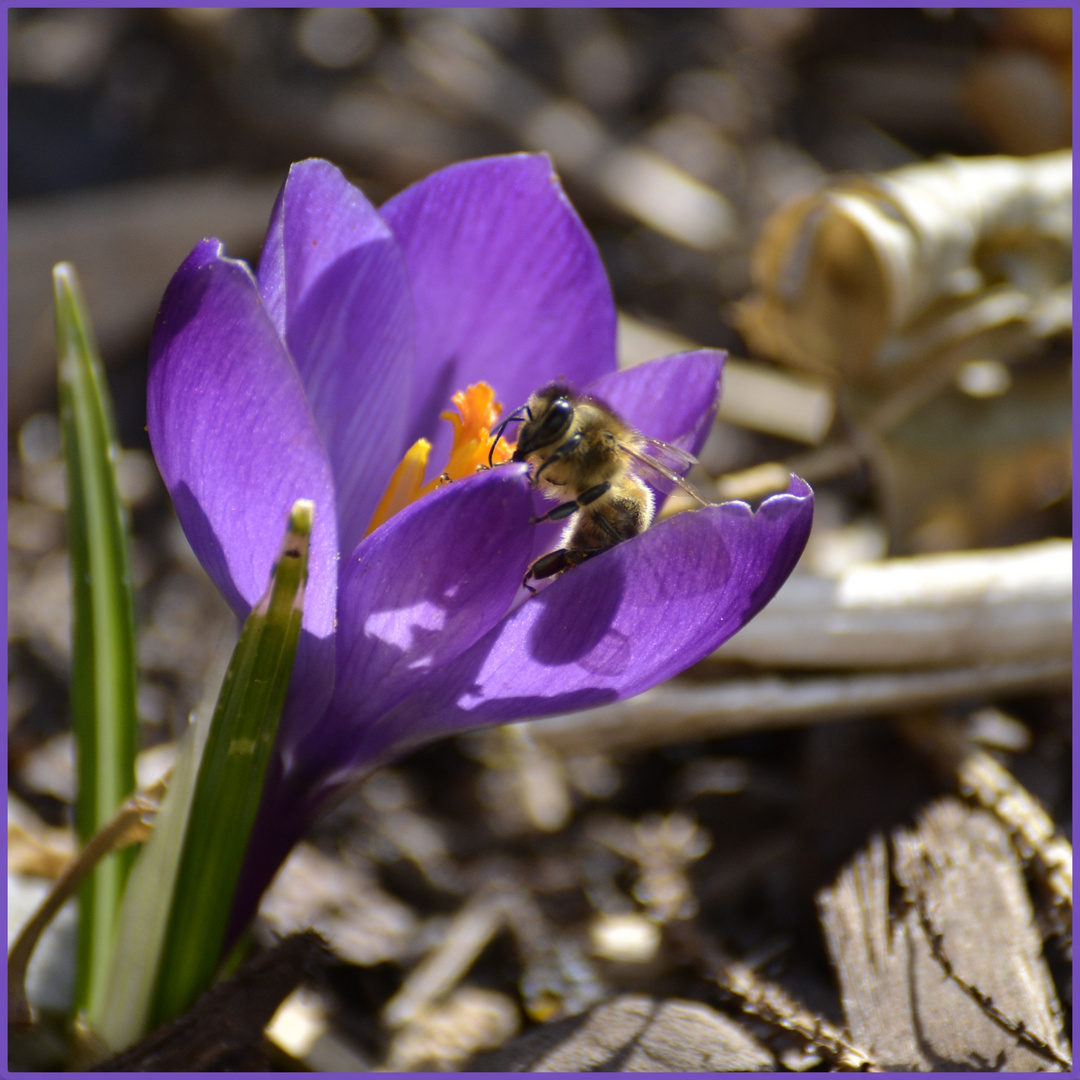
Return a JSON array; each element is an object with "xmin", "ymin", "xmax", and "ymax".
[
  {"xmin": 8, "ymin": 780, "xmax": 166, "ymax": 1027},
  {"xmin": 524, "ymin": 658, "xmax": 1069, "ymax": 758},
  {"xmin": 673, "ymin": 924, "xmax": 878, "ymax": 1071},
  {"xmin": 898, "ymin": 712, "xmax": 1072, "ymax": 947}
]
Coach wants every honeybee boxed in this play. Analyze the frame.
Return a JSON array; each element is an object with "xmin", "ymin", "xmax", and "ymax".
[{"xmin": 490, "ymin": 383, "xmax": 710, "ymax": 588}]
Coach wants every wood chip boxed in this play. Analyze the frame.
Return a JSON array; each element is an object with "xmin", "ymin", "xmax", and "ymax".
[
  {"xmin": 898, "ymin": 713, "xmax": 1072, "ymax": 940},
  {"xmin": 468, "ymin": 993, "xmax": 775, "ymax": 1072},
  {"xmin": 258, "ymin": 843, "xmax": 421, "ymax": 968},
  {"xmin": 818, "ymin": 799, "xmax": 1071, "ymax": 1071},
  {"xmin": 385, "ymin": 986, "xmax": 520, "ymax": 1071}
]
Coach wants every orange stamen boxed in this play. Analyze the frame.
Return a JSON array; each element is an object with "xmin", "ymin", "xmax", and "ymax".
[
  {"xmin": 438, "ymin": 383, "xmax": 514, "ymax": 482},
  {"xmin": 365, "ymin": 439, "xmax": 432, "ymax": 536},
  {"xmin": 364, "ymin": 382, "xmax": 514, "ymax": 537}
]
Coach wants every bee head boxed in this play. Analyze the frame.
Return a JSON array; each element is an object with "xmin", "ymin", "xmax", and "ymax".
[{"xmin": 513, "ymin": 385, "xmax": 575, "ymax": 459}]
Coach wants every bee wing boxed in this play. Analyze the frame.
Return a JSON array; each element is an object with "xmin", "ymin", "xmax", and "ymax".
[{"xmin": 620, "ymin": 437, "xmax": 711, "ymax": 507}]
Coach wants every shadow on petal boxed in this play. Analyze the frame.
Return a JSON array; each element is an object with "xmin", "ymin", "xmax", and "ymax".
[
  {"xmin": 364, "ymin": 477, "xmax": 813, "ymax": 752},
  {"xmin": 404, "ymin": 353, "xmax": 460, "ymax": 458},
  {"xmin": 294, "ymin": 467, "xmax": 535, "ymax": 779},
  {"xmin": 171, "ymin": 481, "xmax": 249, "ymax": 620},
  {"xmin": 527, "ymin": 557, "xmax": 627, "ymax": 669}
]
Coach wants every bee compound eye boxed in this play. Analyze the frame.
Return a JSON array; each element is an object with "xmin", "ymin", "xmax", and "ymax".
[{"xmin": 536, "ymin": 398, "xmax": 573, "ymax": 442}]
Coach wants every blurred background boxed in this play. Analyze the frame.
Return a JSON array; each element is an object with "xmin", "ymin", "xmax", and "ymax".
[{"xmin": 8, "ymin": 8, "xmax": 1072, "ymax": 1070}]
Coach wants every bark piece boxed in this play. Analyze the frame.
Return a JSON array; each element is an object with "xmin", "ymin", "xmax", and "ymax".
[
  {"xmin": 818, "ymin": 799, "xmax": 1070, "ymax": 1071},
  {"xmin": 737, "ymin": 150, "xmax": 1071, "ymax": 382},
  {"xmin": 468, "ymin": 993, "xmax": 775, "ymax": 1072},
  {"xmin": 91, "ymin": 931, "xmax": 330, "ymax": 1071}
]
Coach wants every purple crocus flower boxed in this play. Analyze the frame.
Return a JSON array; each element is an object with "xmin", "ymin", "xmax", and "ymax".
[{"xmin": 146, "ymin": 154, "xmax": 813, "ymax": 933}]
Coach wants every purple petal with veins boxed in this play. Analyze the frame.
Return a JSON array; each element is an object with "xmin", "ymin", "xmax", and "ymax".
[
  {"xmin": 380, "ymin": 154, "xmax": 617, "ymax": 469},
  {"xmin": 147, "ymin": 237, "xmax": 340, "ymax": 737},
  {"xmin": 258, "ymin": 159, "xmax": 416, "ymax": 555},
  {"xmin": 352, "ymin": 478, "xmax": 814, "ymax": 766},
  {"xmin": 295, "ymin": 464, "xmax": 535, "ymax": 788},
  {"xmin": 147, "ymin": 238, "xmax": 338, "ymax": 640}
]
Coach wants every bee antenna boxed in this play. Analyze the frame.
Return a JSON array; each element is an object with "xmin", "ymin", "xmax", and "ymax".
[{"xmin": 488, "ymin": 406, "xmax": 530, "ymax": 466}]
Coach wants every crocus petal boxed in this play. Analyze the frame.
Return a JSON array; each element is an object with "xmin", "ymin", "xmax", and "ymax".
[
  {"xmin": 296, "ymin": 464, "xmax": 536, "ymax": 786},
  {"xmin": 237, "ymin": 467, "xmax": 537, "ymax": 924},
  {"xmin": 258, "ymin": 159, "xmax": 391, "ymax": 338},
  {"xmin": 358, "ymin": 478, "xmax": 813, "ymax": 761},
  {"xmin": 257, "ymin": 160, "xmax": 416, "ymax": 553},
  {"xmin": 586, "ymin": 350, "xmax": 725, "ymax": 456},
  {"xmin": 147, "ymin": 238, "xmax": 339, "ymax": 723},
  {"xmin": 380, "ymin": 154, "xmax": 617, "ymax": 464}
]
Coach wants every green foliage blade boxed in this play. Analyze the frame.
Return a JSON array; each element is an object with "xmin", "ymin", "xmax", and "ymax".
[
  {"xmin": 148, "ymin": 500, "xmax": 313, "ymax": 1028},
  {"xmin": 91, "ymin": 637, "xmax": 228, "ymax": 1051},
  {"xmin": 53, "ymin": 263, "xmax": 139, "ymax": 1020}
]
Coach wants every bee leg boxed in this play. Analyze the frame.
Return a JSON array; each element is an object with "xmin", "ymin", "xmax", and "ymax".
[
  {"xmin": 533, "ymin": 433, "xmax": 582, "ymax": 482},
  {"xmin": 530, "ymin": 481, "xmax": 611, "ymax": 525},
  {"xmin": 595, "ymin": 512, "xmax": 623, "ymax": 544},
  {"xmin": 522, "ymin": 546, "xmax": 599, "ymax": 590}
]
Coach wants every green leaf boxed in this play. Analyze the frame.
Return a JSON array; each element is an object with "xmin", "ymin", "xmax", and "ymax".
[
  {"xmin": 54, "ymin": 263, "xmax": 139, "ymax": 1022},
  {"xmin": 90, "ymin": 640, "xmax": 226, "ymax": 1051},
  {"xmin": 92, "ymin": 499, "xmax": 314, "ymax": 1049}
]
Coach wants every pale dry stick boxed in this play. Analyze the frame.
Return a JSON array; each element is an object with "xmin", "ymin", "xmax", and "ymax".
[
  {"xmin": 782, "ymin": 442, "xmax": 864, "ymax": 487},
  {"xmin": 898, "ymin": 714, "xmax": 1072, "ymax": 947},
  {"xmin": 381, "ymin": 887, "xmax": 508, "ymax": 1031},
  {"xmin": 525, "ymin": 658, "xmax": 1071, "ymax": 759},
  {"xmin": 907, "ymin": 875, "xmax": 1072, "ymax": 1071},
  {"xmin": 715, "ymin": 539, "xmax": 1072, "ymax": 672},
  {"xmin": 617, "ymin": 312, "xmax": 836, "ymax": 447},
  {"xmin": 672, "ymin": 924, "xmax": 878, "ymax": 1071},
  {"xmin": 8, "ymin": 779, "xmax": 167, "ymax": 1027}
]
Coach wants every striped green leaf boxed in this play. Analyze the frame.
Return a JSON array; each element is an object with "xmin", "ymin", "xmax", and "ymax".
[
  {"xmin": 92, "ymin": 499, "xmax": 313, "ymax": 1049},
  {"xmin": 53, "ymin": 263, "xmax": 139, "ymax": 1022}
]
